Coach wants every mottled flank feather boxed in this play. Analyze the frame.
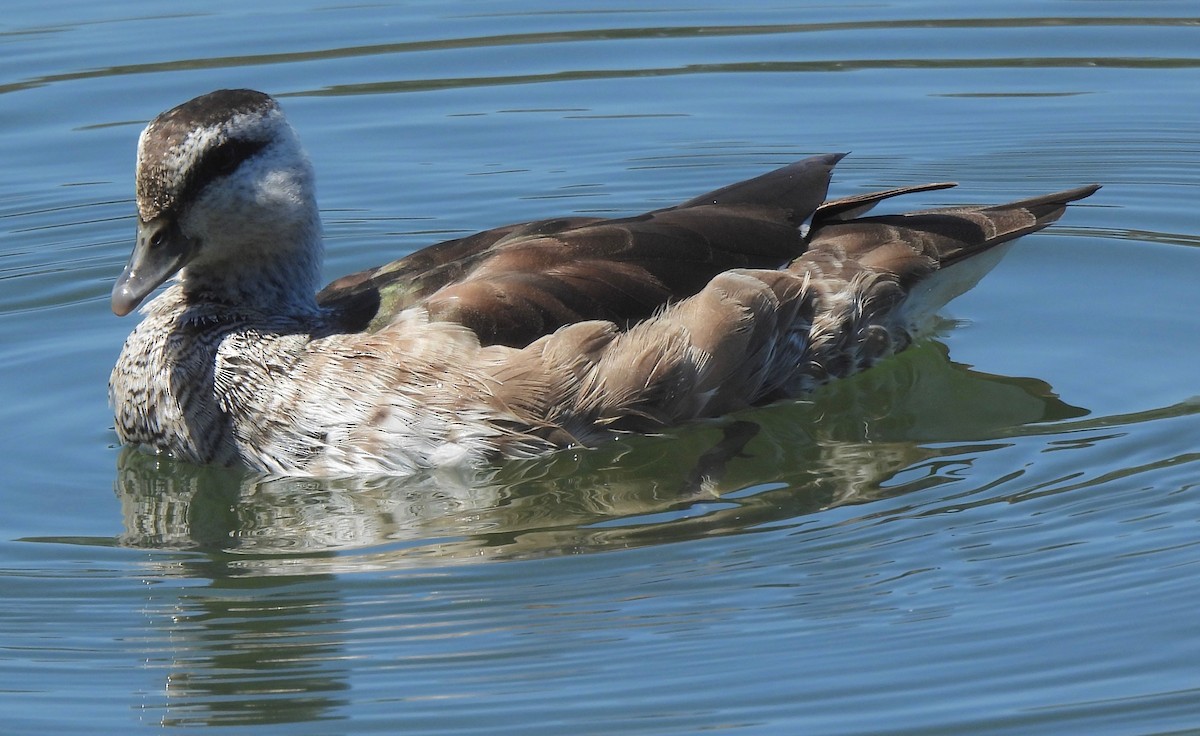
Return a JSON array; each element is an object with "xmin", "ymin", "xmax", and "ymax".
[{"xmin": 109, "ymin": 89, "xmax": 1099, "ymax": 475}]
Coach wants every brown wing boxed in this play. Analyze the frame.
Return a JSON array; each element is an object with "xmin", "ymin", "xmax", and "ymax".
[
  {"xmin": 315, "ymin": 218, "xmax": 602, "ymax": 334},
  {"xmin": 486, "ymin": 183, "xmax": 1101, "ymax": 444},
  {"xmin": 317, "ymin": 153, "xmax": 845, "ymax": 346}
]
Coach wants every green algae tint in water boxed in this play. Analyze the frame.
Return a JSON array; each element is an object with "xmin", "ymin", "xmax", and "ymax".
[{"xmin": 3, "ymin": 1, "xmax": 1200, "ymax": 734}]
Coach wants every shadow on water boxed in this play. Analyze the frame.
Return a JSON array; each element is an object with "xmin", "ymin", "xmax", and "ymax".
[{"xmin": 104, "ymin": 339, "xmax": 1089, "ymax": 571}]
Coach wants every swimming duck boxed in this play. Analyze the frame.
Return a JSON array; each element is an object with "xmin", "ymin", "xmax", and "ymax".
[{"xmin": 109, "ymin": 89, "xmax": 1099, "ymax": 475}]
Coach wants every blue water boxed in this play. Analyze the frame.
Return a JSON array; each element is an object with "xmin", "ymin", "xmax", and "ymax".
[{"xmin": 3, "ymin": 2, "xmax": 1200, "ymax": 734}]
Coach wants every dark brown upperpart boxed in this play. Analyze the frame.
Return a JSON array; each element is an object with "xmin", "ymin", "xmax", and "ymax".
[
  {"xmin": 318, "ymin": 154, "xmax": 843, "ymax": 346},
  {"xmin": 316, "ymin": 154, "xmax": 1099, "ymax": 348}
]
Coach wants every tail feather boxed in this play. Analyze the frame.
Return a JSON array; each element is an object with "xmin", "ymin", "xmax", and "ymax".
[
  {"xmin": 813, "ymin": 181, "xmax": 958, "ymax": 225},
  {"xmin": 799, "ymin": 183, "xmax": 1100, "ymax": 327}
]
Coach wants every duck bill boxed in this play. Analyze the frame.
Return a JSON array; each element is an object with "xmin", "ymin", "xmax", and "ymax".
[{"xmin": 111, "ymin": 216, "xmax": 195, "ymax": 316}]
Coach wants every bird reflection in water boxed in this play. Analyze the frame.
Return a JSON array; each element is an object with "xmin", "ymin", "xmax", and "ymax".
[{"xmin": 115, "ymin": 340, "xmax": 1086, "ymax": 568}]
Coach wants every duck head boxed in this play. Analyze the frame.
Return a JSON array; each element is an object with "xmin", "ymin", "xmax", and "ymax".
[{"xmin": 113, "ymin": 89, "xmax": 322, "ymax": 316}]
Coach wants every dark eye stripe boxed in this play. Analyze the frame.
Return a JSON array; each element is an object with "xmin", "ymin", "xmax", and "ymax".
[{"xmin": 171, "ymin": 137, "xmax": 270, "ymax": 216}]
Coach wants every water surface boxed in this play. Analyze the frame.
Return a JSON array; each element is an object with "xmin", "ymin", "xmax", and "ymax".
[{"xmin": 3, "ymin": 2, "xmax": 1200, "ymax": 734}]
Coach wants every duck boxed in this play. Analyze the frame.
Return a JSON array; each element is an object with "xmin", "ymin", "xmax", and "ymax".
[{"xmin": 109, "ymin": 88, "xmax": 1099, "ymax": 475}]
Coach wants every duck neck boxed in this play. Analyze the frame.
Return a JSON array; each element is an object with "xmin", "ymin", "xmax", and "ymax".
[{"xmin": 179, "ymin": 208, "xmax": 325, "ymax": 318}]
